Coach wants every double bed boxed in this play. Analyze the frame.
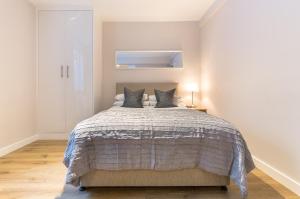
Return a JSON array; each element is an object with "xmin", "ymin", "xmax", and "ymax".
[{"xmin": 64, "ymin": 83, "xmax": 254, "ymax": 198}]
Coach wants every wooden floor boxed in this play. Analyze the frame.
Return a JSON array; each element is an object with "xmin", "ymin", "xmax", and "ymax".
[{"xmin": 0, "ymin": 141, "xmax": 299, "ymax": 199}]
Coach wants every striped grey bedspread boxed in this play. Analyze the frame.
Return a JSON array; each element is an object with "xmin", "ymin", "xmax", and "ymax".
[{"xmin": 64, "ymin": 107, "xmax": 254, "ymax": 198}]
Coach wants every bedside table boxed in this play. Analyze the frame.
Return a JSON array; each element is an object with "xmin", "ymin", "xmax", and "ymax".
[
  {"xmin": 195, "ymin": 108, "xmax": 207, "ymax": 113},
  {"xmin": 186, "ymin": 106, "xmax": 208, "ymax": 113}
]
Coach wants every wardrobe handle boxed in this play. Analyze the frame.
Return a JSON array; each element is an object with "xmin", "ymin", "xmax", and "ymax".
[
  {"xmin": 60, "ymin": 65, "xmax": 64, "ymax": 78},
  {"xmin": 67, "ymin": 65, "xmax": 69, "ymax": 78}
]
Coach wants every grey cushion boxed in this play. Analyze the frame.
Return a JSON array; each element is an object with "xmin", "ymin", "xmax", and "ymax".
[
  {"xmin": 154, "ymin": 88, "xmax": 177, "ymax": 108},
  {"xmin": 122, "ymin": 87, "xmax": 145, "ymax": 108}
]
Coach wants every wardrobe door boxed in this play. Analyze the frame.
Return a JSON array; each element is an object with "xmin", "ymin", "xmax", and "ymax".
[
  {"xmin": 65, "ymin": 11, "xmax": 93, "ymax": 133},
  {"xmin": 37, "ymin": 11, "xmax": 66, "ymax": 134}
]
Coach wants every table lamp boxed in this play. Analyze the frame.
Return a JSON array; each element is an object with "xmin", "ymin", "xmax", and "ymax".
[{"xmin": 186, "ymin": 83, "xmax": 199, "ymax": 108}]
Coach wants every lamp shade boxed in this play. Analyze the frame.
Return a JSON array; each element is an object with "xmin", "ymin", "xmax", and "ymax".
[{"xmin": 186, "ymin": 83, "xmax": 199, "ymax": 92}]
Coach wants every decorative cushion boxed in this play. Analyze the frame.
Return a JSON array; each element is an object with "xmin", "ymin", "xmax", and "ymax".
[
  {"xmin": 115, "ymin": 93, "xmax": 148, "ymax": 101},
  {"xmin": 114, "ymin": 101, "xmax": 150, "ymax": 107},
  {"xmin": 148, "ymin": 95, "xmax": 183, "ymax": 105},
  {"xmin": 122, "ymin": 87, "xmax": 145, "ymax": 108},
  {"xmin": 154, "ymin": 88, "xmax": 177, "ymax": 108}
]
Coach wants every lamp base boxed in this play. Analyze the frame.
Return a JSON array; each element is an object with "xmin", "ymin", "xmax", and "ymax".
[{"xmin": 186, "ymin": 105, "xmax": 196, "ymax": 108}]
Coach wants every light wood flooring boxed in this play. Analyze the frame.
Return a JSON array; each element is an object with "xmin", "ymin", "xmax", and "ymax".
[{"xmin": 0, "ymin": 140, "xmax": 299, "ymax": 199}]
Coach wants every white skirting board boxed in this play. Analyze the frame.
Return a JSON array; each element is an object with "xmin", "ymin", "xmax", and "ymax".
[
  {"xmin": 0, "ymin": 135, "xmax": 38, "ymax": 157},
  {"xmin": 0, "ymin": 133, "xmax": 67, "ymax": 158},
  {"xmin": 253, "ymin": 156, "xmax": 300, "ymax": 196}
]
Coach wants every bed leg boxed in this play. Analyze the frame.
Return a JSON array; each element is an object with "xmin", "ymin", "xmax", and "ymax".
[
  {"xmin": 221, "ymin": 186, "xmax": 228, "ymax": 191},
  {"xmin": 79, "ymin": 186, "xmax": 86, "ymax": 191}
]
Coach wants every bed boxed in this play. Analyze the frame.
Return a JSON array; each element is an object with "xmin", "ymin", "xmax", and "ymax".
[{"xmin": 64, "ymin": 83, "xmax": 255, "ymax": 198}]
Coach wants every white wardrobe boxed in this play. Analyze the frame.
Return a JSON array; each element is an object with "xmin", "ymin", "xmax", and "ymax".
[{"xmin": 37, "ymin": 11, "xmax": 93, "ymax": 136}]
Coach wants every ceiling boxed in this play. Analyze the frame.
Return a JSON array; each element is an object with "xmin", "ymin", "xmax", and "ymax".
[
  {"xmin": 29, "ymin": 0, "xmax": 216, "ymax": 22},
  {"xmin": 29, "ymin": 0, "xmax": 92, "ymax": 7}
]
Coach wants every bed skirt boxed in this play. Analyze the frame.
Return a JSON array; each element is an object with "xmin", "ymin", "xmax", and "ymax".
[{"xmin": 80, "ymin": 169, "xmax": 230, "ymax": 187}]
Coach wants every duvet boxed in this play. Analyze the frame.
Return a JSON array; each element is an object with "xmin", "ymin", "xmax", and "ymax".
[{"xmin": 64, "ymin": 106, "xmax": 255, "ymax": 198}]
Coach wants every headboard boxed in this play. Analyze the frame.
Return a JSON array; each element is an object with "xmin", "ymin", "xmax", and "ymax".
[{"xmin": 116, "ymin": 82, "xmax": 178, "ymax": 95}]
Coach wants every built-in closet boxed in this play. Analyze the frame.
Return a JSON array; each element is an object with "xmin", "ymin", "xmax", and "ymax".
[{"xmin": 37, "ymin": 10, "xmax": 93, "ymax": 136}]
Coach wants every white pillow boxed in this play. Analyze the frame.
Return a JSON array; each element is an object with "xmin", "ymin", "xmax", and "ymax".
[
  {"xmin": 114, "ymin": 94, "xmax": 125, "ymax": 101},
  {"xmin": 174, "ymin": 96, "xmax": 183, "ymax": 104},
  {"xmin": 149, "ymin": 101, "xmax": 156, "ymax": 106},
  {"xmin": 113, "ymin": 101, "xmax": 123, "ymax": 106},
  {"xmin": 176, "ymin": 102, "xmax": 186, "ymax": 107},
  {"xmin": 143, "ymin": 101, "xmax": 150, "ymax": 106},
  {"xmin": 148, "ymin": 95, "xmax": 156, "ymax": 102},
  {"xmin": 114, "ymin": 94, "xmax": 148, "ymax": 101}
]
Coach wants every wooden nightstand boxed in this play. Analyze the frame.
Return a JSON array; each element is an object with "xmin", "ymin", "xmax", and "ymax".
[
  {"xmin": 187, "ymin": 106, "xmax": 208, "ymax": 113},
  {"xmin": 195, "ymin": 108, "xmax": 207, "ymax": 113}
]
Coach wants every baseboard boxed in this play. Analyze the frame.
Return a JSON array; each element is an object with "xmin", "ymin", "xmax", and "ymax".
[
  {"xmin": 253, "ymin": 156, "xmax": 300, "ymax": 196},
  {"xmin": 0, "ymin": 135, "xmax": 38, "ymax": 157},
  {"xmin": 38, "ymin": 133, "xmax": 69, "ymax": 140}
]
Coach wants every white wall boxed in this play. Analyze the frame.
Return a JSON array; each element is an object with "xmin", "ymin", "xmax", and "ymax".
[
  {"xmin": 200, "ymin": 0, "xmax": 300, "ymax": 194},
  {"xmin": 102, "ymin": 22, "xmax": 201, "ymax": 109},
  {"xmin": 0, "ymin": 0, "xmax": 36, "ymax": 149},
  {"xmin": 93, "ymin": 13, "xmax": 103, "ymax": 113}
]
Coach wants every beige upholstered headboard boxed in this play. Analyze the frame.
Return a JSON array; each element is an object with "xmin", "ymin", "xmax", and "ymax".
[{"xmin": 116, "ymin": 82, "xmax": 178, "ymax": 95}]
